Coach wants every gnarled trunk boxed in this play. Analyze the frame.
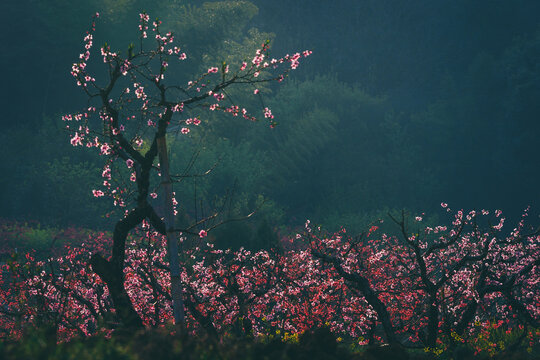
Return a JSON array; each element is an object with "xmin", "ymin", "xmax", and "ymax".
[
  {"xmin": 91, "ymin": 254, "xmax": 143, "ymax": 329},
  {"xmin": 89, "ymin": 207, "xmax": 149, "ymax": 329}
]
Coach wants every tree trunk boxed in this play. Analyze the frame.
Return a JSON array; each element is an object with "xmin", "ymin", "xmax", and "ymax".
[
  {"xmin": 91, "ymin": 254, "xmax": 143, "ymax": 329},
  {"xmin": 157, "ymin": 135, "xmax": 186, "ymax": 326},
  {"xmin": 426, "ymin": 295, "xmax": 439, "ymax": 348},
  {"xmin": 89, "ymin": 207, "xmax": 148, "ymax": 329},
  {"xmin": 311, "ymin": 249, "xmax": 399, "ymax": 346}
]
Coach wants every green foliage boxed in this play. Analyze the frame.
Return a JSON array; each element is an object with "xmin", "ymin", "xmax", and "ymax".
[
  {"xmin": 165, "ymin": 72, "xmax": 442, "ymax": 234},
  {"xmin": 499, "ymin": 27, "xmax": 540, "ymax": 164},
  {"xmin": 0, "ymin": 117, "xmax": 110, "ymax": 228},
  {"xmin": 6, "ymin": 325, "xmax": 535, "ymax": 359},
  {"xmin": 465, "ymin": 322, "xmax": 539, "ymax": 359},
  {"xmin": 1, "ymin": 1, "xmax": 283, "ymax": 234},
  {"xmin": 317, "ymin": 207, "xmax": 392, "ymax": 236},
  {"xmin": 160, "ymin": 0, "xmax": 274, "ymax": 91},
  {"xmin": 164, "ymin": 1, "xmax": 259, "ymax": 56},
  {"xmin": 0, "ymin": 220, "xmax": 98, "ymax": 261},
  {"xmin": 255, "ymin": 75, "xmax": 436, "ymax": 224},
  {"xmin": 34, "ymin": 0, "xmax": 171, "ymax": 49},
  {"xmin": 0, "ymin": 326, "xmax": 358, "ymax": 360},
  {"xmin": 1, "ymin": 327, "xmax": 131, "ymax": 360},
  {"xmin": 8, "ymin": 0, "xmax": 540, "ymax": 247},
  {"xmin": 167, "ymin": 128, "xmax": 284, "ymax": 250},
  {"xmin": 210, "ymin": 216, "xmax": 281, "ymax": 251},
  {"xmin": 6, "ymin": 0, "xmax": 540, "ymax": 239},
  {"xmin": 31, "ymin": 158, "xmax": 107, "ymax": 226},
  {"xmin": 9, "ymin": 224, "xmax": 56, "ymax": 254}
]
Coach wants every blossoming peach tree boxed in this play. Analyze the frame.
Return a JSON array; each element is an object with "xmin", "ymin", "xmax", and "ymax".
[
  {"xmin": 308, "ymin": 204, "xmax": 539, "ymax": 352},
  {"xmin": 1, "ymin": 205, "xmax": 538, "ymax": 355},
  {"xmin": 64, "ymin": 12, "xmax": 311, "ymax": 329}
]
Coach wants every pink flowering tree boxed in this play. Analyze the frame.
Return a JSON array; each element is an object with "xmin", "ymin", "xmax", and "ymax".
[
  {"xmin": 307, "ymin": 204, "xmax": 540, "ymax": 350},
  {"xmin": 1, "ymin": 206, "xmax": 538, "ymax": 355},
  {"xmin": 64, "ymin": 12, "xmax": 311, "ymax": 329}
]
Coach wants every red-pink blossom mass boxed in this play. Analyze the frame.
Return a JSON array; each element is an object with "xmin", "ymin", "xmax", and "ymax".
[{"xmin": 1, "ymin": 206, "xmax": 538, "ymax": 354}]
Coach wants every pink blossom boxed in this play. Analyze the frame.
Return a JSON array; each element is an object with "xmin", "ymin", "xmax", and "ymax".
[
  {"xmin": 100, "ymin": 143, "xmax": 111, "ymax": 155},
  {"xmin": 135, "ymin": 86, "xmax": 146, "ymax": 100},
  {"xmin": 263, "ymin": 107, "xmax": 274, "ymax": 119},
  {"xmin": 213, "ymin": 93, "xmax": 225, "ymax": 101},
  {"xmin": 139, "ymin": 13, "xmax": 149, "ymax": 22},
  {"xmin": 120, "ymin": 60, "xmax": 131, "ymax": 75},
  {"xmin": 199, "ymin": 230, "xmax": 208, "ymax": 238},
  {"xmin": 70, "ymin": 132, "xmax": 83, "ymax": 146},
  {"xmin": 92, "ymin": 189, "xmax": 104, "ymax": 197},
  {"xmin": 252, "ymin": 50, "xmax": 265, "ymax": 67},
  {"xmin": 181, "ymin": 127, "xmax": 190, "ymax": 134},
  {"xmin": 289, "ymin": 53, "xmax": 301, "ymax": 69},
  {"xmin": 101, "ymin": 166, "xmax": 111, "ymax": 179}
]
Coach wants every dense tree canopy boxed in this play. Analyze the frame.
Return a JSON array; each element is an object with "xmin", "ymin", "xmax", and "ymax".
[{"xmin": 3, "ymin": 0, "xmax": 540, "ymax": 234}]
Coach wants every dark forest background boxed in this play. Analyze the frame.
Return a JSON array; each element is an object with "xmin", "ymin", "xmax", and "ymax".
[{"xmin": 1, "ymin": 0, "xmax": 539, "ymax": 245}]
